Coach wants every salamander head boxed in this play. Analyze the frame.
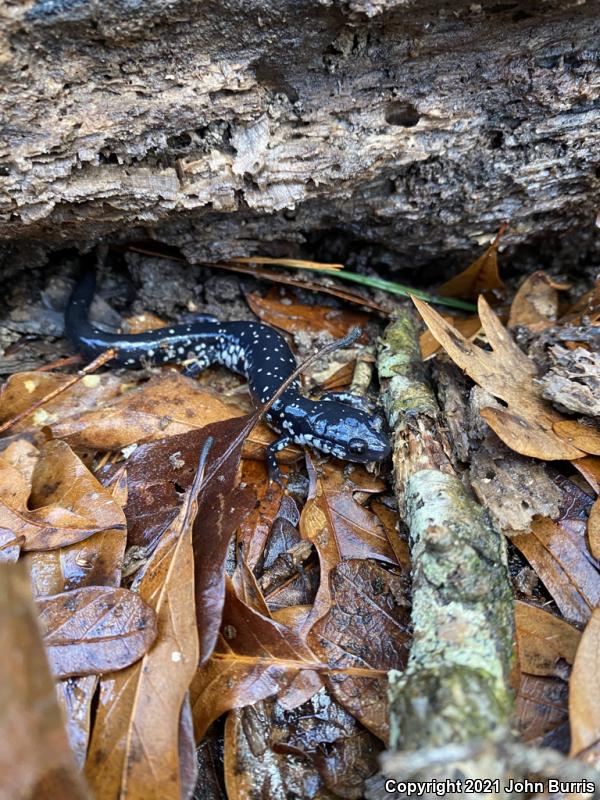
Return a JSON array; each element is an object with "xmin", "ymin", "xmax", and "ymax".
[{"xmin": 307, "ymin": 402, "xmax": 391, "ymax": 463}]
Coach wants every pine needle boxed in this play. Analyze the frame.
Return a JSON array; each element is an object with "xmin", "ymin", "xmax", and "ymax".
[{"xmin": 231, "ymin": 257, "xmax": 477, "ymax": 312}]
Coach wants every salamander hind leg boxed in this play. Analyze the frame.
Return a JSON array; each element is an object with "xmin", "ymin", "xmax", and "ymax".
[{"xmin": 266, "ymin": 435, "xmax": 292, "ymax": 485}]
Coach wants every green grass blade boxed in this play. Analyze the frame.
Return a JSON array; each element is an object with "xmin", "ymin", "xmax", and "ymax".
[{"xmin": 316, "ymin": 270, "xmax": 477, "ymax": 312}]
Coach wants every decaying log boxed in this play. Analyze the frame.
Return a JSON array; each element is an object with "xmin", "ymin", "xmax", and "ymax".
[
  {"xmin": 376, "ymin": 310, "xmax": 515, "ymax": 785},
  {"xmin": 1, "ymin": 0, "xmax": 600, "ymax": 274}
]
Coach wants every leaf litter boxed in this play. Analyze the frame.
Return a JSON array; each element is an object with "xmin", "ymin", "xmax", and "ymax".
[{"xmin": 2, "ymin": 239, "xmax": 600, "ymax": 796}]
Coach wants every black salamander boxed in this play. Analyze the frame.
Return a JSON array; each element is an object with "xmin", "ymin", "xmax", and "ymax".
[{"xmin": 65, "ymin": 272, "xmax": 391, "ymax": 478}]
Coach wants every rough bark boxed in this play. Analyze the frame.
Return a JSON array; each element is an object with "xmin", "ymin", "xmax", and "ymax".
[{"xmin": 1, "ymin": 0, "xmax": 600, "ymax": 274}]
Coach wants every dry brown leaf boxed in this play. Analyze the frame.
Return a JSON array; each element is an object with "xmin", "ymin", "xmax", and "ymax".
[
  {"xmin": 190, "ymin": 577, "xmax": 323, "ymax": 742},
  {"xmin": 0, "ymin": 440, "xmax": 126, "ymax": 552},
  {"xmin": 414, "ymin": 295, "xmax": 586, "ymax": 460},
  {"xmin": 300, "ymin": 460, "xmax": 398, "ymax": 631},
  {"xmin": 588, "ymin": 498, "xmax": 600, "ymax": 560},
  {"xmin": 315, "ymin": 361, "xmax": 355, "ymax": 392},
  {"xmin": 515, "ymin": 601, "xmax": 581, "ymax": 678},
  {"xmin": 245, "ymin": 289, "xmax": 369, "ymax": 340},
  {"xmin": 512, "ymin": 517, "xmax": 600, "ymax": 624},
  {"xmin": 0, "ymin": 370, "xmax": 123, "ymax": 437},
  {"xmin": 438, "ymin": 227, "xmax": 505, "ymax": 300},
  {"xmin": 37, "ymin": 586, "xmax": 157, "ymax": 678},
  {"xmin": 420, "ymin": 314, "xmax": 481, "ymax": 360},
  {"xmin": 560, "ymin": 278, "xmax": 600, "ymax": 326},
  {"xmin": 508, "ymin": 271, "xmax": 569, "ymax": 330},
  {"xmin": 85, "ymin": 459, "xmax": 201, "ymax": 800},
  {"xmin": 569, "ymin": 608, "xmax": 600, "ymax": 761},
  {"xmin": 0, "ymin": 563, "xmax": 89, "ymax": 799},
  {"xmin": 553, "ymin": 420, "xmax": 600, "ymax": 456}
]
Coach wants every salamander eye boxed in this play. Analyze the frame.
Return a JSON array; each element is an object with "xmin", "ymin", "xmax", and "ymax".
[{"xmin": 348, "ymin": 438, "xmax": 367, "ymax": 456}]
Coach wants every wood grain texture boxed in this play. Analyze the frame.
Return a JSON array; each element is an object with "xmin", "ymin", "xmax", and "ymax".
[{"xmin": 1, "ymin": 0, "xmax": 600, "ymax": 272}]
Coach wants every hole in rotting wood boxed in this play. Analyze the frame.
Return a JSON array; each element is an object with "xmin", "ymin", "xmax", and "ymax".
[
  {"xmin": 385, "ymin": 102, "xmax": 420, "ymax": 128},
  {"xmin": 489, "ymin": 130, "xmax": 504, "ymax": 149},
  {"xmin": 167, "ymin": 132, "xmax": 192, "ymax": 149}
]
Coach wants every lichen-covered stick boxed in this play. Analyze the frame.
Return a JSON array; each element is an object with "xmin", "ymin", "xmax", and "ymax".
[{"xmin": 374, "ymin": 308, "xmax": 516, "ymax": 788}]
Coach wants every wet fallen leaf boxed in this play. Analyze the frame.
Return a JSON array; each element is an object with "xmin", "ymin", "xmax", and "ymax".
[
  {"xmin": 21, "ymin": 465, "xmax": 129, "ymax": 769},
  {"xmin": 0, "ymin": 440, "xmax": 126, "ymax": 552},
  {"xmin": 193, "ymin": 419, "xmax": 257, "ymax": 666},
  {"xmin": 57, "ymin": 675, "xmax": 99, "ymax": 770},
  {"xmin": 438, "ymin": 227, "xmax": 505, "ymax": 300},
  {"xmin": 37, "ymin": 586, "xmax": 157, "ymax": 678},
  {"xmin": 0, "ymin": 370, "xmax": 123, "ymax": 437},
  {"xmin": 27, "ymin": 467, "xmax": 128, "ymax": 596},
  {"xmin": 49, "ymin": 373, "xmax": 239, "ymax": 451},
  {"xmin": 224, "ymin": 695, "xmax": 381, "ymax": 800},
  {"xmin": 0, "ymin": 563, "xmax": 89, "ymax": 799},
  {"xmin": 420, "ymin": 314, "xmax": 481, "ymax": 360},
  {"xmin": 231, "ymin": 556, "xmax": 272, "ymax": 617},
  {"xmin": 86, "ymin": 452, "xmax": 203, "ymax": 800},
  {"xmin": 245, "ymin": 289, "xmax": 369, "ymax": 340},
  {"xmin": 190, "ymin": 577, "xmax": 323, "ymax": 742},
  {"xmin": 515, "ymin": 601, "xmax": 581, "ymax": 678},
  {"xmin": 517, "ymin": 673, "xmax": 570, "ymax": 750},
  {"xmin": 588, "ymin": 498, "xmax": 600, "ymax": 560},
  {"xmin": 370, "ymin": 499, "xmax": 410, "ymax": 569},
  {"xmin": 308, "ymin": 560, "xmax": 410, "ymax": 742},
  {"xmin": 48, "ymin": 371, "xmax": 298, "ymax": 463},
  {"xmin": 512, "ymin": 516, "xmax": 599, "ymax": 625},
  {"xmin": 299, "ymin": 459, "xmax": 398, "ymax": 630},
  {"xmin": 573, "ymin": 456, "xmax": 600, "ymax": 494},
  {"xmin": 414, "ymin": 295, "xmax": 586, "ymax": 460},
  {"xmin": 508, "ymin": 271, "xmax": 569, "ymax": 330},
  {"xmin": 236, "ymin": 459, "xmax": 285, "ymax": 571},
  {"xmin": 569, "ymin": 608, "xmax": 600, "ymax": 761},
  {"xmin": 0, "ymin": 528, "xmax": 20, "ymax": 564}
]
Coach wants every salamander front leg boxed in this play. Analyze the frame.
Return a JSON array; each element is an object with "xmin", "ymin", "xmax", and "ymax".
[
  {"xmin": 181, "ymin": 353, "xmax": 210, "ymax": 378},
  {"xmin": 266, "ymin": 435, "xmax": 292, "ymax": 485}
]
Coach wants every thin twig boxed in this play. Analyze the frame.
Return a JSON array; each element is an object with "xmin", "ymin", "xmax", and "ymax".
[
  {"xmin": 232, "ymin": 255, "xmax": 344, "ymax": 271},
  {"xmin": 0, "ymin": 348, "xmax": 116, "ymax": 436},
  {"xmin": 35, "ymin": 355, "xmax": 83, "ymax": 372}
]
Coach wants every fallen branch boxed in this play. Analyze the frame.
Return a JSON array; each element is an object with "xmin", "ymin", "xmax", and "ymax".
[
  {"xmin": 376, "ymin": 309, "xmax": 515, "ymax": 783},
  {"xmin": 380, "ymin": 739, "xmax": 600, "ymax": 799}
]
